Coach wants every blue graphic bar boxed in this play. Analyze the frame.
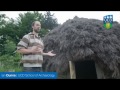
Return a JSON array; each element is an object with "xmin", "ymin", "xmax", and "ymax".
[{"xmin": 0, "ymin": 72, "xmax": 57, "ymax": 79}]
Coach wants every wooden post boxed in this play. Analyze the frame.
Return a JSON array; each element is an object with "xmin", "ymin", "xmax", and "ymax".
[
  {"xmin": 95, "ymin": 63, "xmax": 105, "ymax": 79},
  {"xmin": 69, "ymin": 61, "xmax": 76, "ymax": 79}
]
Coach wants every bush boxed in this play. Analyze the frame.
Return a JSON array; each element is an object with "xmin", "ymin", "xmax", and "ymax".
[
  {"xmin": 4, "ymin": 39, "xmax": 16, "ymax": 54},
  {"xmin": 0, "ymin": 52, "xmax": 22, "ymax": 72}
]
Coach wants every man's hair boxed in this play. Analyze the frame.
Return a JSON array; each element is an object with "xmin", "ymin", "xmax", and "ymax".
[
  {"xmin": 32, "ymin": 21, "xmax": 40, "ymax": 26},
  {"xmin": 32, "ymin": 21, "xmax": 36, "ymax": 26}
]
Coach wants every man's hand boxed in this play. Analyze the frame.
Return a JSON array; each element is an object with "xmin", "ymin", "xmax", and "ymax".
[
  {"xmin": 47, "ymin": 50, "xmax": 56, "ymax": 56},
  {"xmin": 17, "ymin": 45, "xmax": 43, "ymax": 55},
  {"xmin": 30, "ymin": 46, "xmax": 43, "ymax": 54},
  {"xmin": 31, "ymin": 46, "xmax": 56, "ymax": 56}
]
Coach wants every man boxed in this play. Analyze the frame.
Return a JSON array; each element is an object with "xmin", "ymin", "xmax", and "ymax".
[{"xmin": 17, "ymin": 21, "xmax": 56, "ymax": 72}]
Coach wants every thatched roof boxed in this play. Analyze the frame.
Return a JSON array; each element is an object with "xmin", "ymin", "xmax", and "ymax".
[{"xmin": 42, "ymin": 16, "xmax": 120, "ymax": 79}]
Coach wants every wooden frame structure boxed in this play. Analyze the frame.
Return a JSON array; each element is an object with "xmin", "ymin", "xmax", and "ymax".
[{"xmin": 69, "ymin": 61, "xmax": 105, "ymax": 79}]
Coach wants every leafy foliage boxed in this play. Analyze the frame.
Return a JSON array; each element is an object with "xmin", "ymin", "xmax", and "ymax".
[{"xmin": 0, "ymin": 11, "xmax": 59, "ymax": 71}]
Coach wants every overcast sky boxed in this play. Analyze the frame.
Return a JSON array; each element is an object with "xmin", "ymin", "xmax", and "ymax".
[{"xmin": 0, "ymin": 11, "xmax": 120, "ymax": 24}]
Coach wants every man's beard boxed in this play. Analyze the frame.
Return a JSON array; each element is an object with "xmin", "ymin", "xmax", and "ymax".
[{"xmin": 34, "ymin": 29, "xmax": 40, "ymax": 33}]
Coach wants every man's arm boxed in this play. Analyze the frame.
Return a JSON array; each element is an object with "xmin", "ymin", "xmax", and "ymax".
[
  {"xmin": 42, "ymin": 52, "xmax": 49, "ymax": 56},
  {"xmin": 17, "ymin": 48, "xmax": 33, "ymax": 54},
  {"xmin": 41, "ymin": 50, "xmax": 56, "ymax": 56},
  {"xmin": 17, "ymin": 46, "xmax": 42, "ymax": 54},
  {"xmin": 17, "ymin": 35, "xmax": 42, "ymax": 54}
]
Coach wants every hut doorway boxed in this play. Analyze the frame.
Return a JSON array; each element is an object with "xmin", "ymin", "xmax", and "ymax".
[
  {"xmin": 69, "ymin": 60, "xmax": 98, "ymax": 79},
  {"xmin": 75, "ymin": 60, "xmax": 97, "ymax": 79}
]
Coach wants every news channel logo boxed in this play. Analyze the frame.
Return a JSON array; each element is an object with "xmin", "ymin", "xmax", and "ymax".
[{"xmin": 103, "ymin": 15, "xmax": 113, "ymax": 29}]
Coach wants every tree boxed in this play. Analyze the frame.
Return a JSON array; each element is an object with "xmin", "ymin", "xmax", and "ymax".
[
  {"xmin": 16, "ymin": 11, "xmax": 59, "ymax": 39},
  {"xmin": 0, "ymin": 14, "xmax": 7, "ymax": 55},
  {"xmin": 42, "ymin": 11, "xmax": 59, "ymax": 30},
  {"xmin": 4, "ymin": 39, "xmax": 16, "ymax": 54},
  {"xmin": 0, "ymin": 11, "xmax": 59, "ymax": 55}
]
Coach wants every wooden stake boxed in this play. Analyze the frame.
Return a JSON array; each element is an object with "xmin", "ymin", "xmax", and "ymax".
[{"xmin": 69, "ymin": 61, "xmax": 76, "ymax": 79}]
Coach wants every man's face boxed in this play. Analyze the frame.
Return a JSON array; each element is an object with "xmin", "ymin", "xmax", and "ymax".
[{"xmin": 32, "ymin": 21, "xmax": 41, "ymax": 33}]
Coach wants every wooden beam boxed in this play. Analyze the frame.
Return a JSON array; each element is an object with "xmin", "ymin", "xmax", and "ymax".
[
  {"xmin": 95, "ymin": 63, "xmax": 105, "ymax": 79},
  {"xmin": 69, "ymin": 61, "xmax": 76, "ymax": 79}
]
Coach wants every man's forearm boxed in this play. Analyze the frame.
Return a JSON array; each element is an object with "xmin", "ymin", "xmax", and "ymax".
[
  {"xmin": 42, "ymin": 52, "xmax": 49, "ymax": 56},
  {"xmin": 17, "ymin": 48, "xmax": 32, "ymax": 54},
  {"xmin": 17, "ymin": 48, "xmax": 49, "ymax": 56}
]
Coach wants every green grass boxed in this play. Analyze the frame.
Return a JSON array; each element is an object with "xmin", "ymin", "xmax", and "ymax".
[
  {"xmin": 0, "ymin": 53, "xmax": 22, "ymax": 72},
  {"xmin": 0, "ymin": 61, "xmax": 22, "ymax": 72}
]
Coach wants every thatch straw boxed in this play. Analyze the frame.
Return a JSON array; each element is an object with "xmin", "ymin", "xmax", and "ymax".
[{"xmin": 42, "ymin": 16, "xmax": 120, "ymax": 79}]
